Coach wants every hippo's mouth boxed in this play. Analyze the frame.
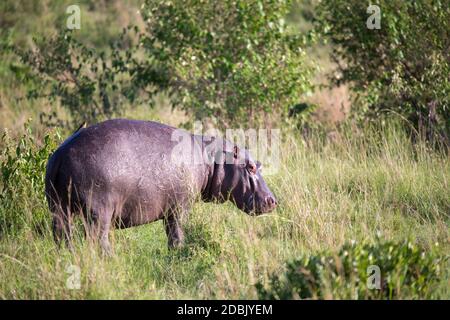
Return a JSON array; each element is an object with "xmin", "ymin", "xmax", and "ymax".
[
  {"xmin": 243, "ymin": 194, "xmax": 277, "ymax": 215},
  {"xmin": 244, "ymin": 194, "xmax": 264, "ymax": 215},
  {"xmin": 243, "ymin": 194, "xmax": 254, "ymax": 214}
]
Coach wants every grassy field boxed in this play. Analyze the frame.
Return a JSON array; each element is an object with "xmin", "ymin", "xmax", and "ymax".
[
  {"xmin": 0, "ymin": 121, "xmax": 448, "ymax": 299},
  {"xmin": 0, "ymin": 0, "xmax": 448, "ymax": 300}
]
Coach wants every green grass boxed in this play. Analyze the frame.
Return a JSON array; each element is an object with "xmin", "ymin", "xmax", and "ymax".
[
  {"xmin": 0, "ymin": 121, "xmax": 448, "ymax": 299},
  {"xmin": 1, "ymin": 0, "xmax": 447, "ymax": 299}
]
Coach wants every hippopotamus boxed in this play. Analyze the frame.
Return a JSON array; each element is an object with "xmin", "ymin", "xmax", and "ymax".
[{"xmin": 45, "ymin": 119, "xmax": 277, "ymax": 253}]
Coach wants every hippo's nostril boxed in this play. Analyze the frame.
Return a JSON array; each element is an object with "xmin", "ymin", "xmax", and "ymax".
[{"xmin": 265, "ymin": 196, "xmax": 276, "ymax": 208}]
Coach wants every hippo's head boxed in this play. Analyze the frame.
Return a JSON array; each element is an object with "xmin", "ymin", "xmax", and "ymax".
[{"xmin": 204, "ymin": 141, "xmax": 277, "ymax": 215}]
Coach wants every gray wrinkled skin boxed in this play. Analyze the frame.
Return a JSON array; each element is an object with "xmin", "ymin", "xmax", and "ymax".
[{"xmin": 45, "ymin": 119, "xmax": 277, "ymax": 252}]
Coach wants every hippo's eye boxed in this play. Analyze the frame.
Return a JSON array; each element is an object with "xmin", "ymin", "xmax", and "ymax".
[{"xmin": 247, "ymin": 162, "xmax": 257, "ymax": 174}]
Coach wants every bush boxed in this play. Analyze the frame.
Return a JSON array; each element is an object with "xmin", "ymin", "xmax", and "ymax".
[
  {"xmin": 256, "ymin": 240, "xmax": 447, "ymax": 299},
  {"xmin": 138, "ymin": 0, "xmax": 314, "ymax": 128},
  {"xmin": 16, "ymin": 31, "xmax": 141, "ymax": 128},
  {"xmin": 0, "ymin": 123, "xmax": 59, "ymax": 235},
  {"xmin": 17, "ymin": 1, "xmax": 315, "ymax": 129},
  {"xmin": 313, "ymin": 0, "xmax": 450, "ymax": 142}
]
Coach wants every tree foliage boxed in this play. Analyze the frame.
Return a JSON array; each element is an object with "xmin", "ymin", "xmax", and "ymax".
[
  {"xmin": 17, "ymin": 31, "xmax": 142, "ymax": 127},
  {"xmin": 138, "ymin": 0, "xmax": 314, "ymax": 128},
  {"xmin": 17, "ymin": 0, "xmax": 314, "ymax": 129},
  {"xmin": 313, "ymin": 0, "xmax": 450, "ymax": 141}
]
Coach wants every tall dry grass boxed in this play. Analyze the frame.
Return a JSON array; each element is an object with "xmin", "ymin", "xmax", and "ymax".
[{"xmin": 0, "ymin": 120, "xmax": 448, "ymax": 299}]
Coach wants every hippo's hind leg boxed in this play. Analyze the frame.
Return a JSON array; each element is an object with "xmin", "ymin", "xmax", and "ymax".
[
  {"xmin": 163, "ymin": 209, "xmax": 185, "ymax": 249},
  {"xmin": 86, "ymin": 205, "xmax": 114, "ymax": 256},
  {"xmin": 52, "ymin": 208, "xmax": 73, "ymax": 250}
]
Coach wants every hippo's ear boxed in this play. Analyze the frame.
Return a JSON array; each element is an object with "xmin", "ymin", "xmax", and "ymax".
[{"xmin": 233, "ymin": 145, "xmax": 239, "ymax": 159}]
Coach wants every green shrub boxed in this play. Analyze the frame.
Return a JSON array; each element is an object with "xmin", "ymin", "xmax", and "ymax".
[
  {"xmin": 256, "ymin": 240, "xmax": 447, "ymax": 299},
  {"xmin": 313, "ymin": 0, "xmax": 450, "ymax": 142},
  {"xmin": 139, "ymin": 0, "xmax": 314, "ymax": 128},
  {"xmin": 16, "ymin": 31, "xmax": 138, "ymax": 128},
  {"xmin": 17, "ymin": 1, "xmax": 315, "ymax": 129},
  {"xmin": 0, "ymin": 122, "xmax": 59, "ymax": 235}
]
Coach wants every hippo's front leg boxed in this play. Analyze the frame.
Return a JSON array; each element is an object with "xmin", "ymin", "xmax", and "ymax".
[{"xmin": 163, "ymin": 211, "xmax": 185, "ymax": 249}]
